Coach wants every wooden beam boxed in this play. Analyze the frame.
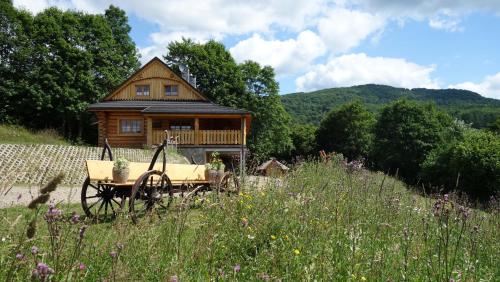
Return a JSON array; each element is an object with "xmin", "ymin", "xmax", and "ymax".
[
  {"xmin": 194, "ymin": 118, "xmax": 199, "ymax": 145},
  {"xmin": 146, "ymin": 117, "xmax": 152, "ymax": 146},
  {"xmin": 242, "ymin": 117, "xmax": 247, "ymax": 146}
]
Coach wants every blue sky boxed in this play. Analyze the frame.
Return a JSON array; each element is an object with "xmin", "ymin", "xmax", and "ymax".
[{"xmin": 12, "ymin": 1, "xmax": 500, "ymax": 99}]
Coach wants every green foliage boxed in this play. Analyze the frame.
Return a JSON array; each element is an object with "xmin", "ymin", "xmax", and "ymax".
[
  {"xmin": 371, "ymin": 100, "xmax": 453, "ymax": 181},
  {"xmin": 164, "ymin": 41, "xmax": 293, "ymax": 160},
  {"xmin": 0, "ymin": 3, "xmax": 140, "ymax": 142},
  {"xmin": 422, "ymin": 129, "xmax": 500, "ymax": 199},
  {"xmin": 1, "ymin": 161, "xmax": 498, "ymax": 280},
  {"xmin": 316, "ymin": 101, "xmax": 374, "ymax": 160},
  {"xmin": 282, "ymin": 84, "xmax": 500, "ymax": 128},
  {"xmin": 489, "ymin": 116, "xmax": 500, "ymax": 133},
  {"xmin": 206, "ymin": 151, "xmax": 225, "ymax": 171},
  {"xmin": 0, "ymin": 124, "xmax": 69, "ymax": 145},
  {"xmin": 113, "ymin": 157, "xmax": 129, "ymax": 170},
  {"xmin": 289, "ymin": 124, "xmax": 317, "ymax": 158}
]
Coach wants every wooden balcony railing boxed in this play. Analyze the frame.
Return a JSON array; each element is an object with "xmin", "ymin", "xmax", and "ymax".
[{"xmin": 152, "ymin": 130, "xmax": 242, "ymax": 145}]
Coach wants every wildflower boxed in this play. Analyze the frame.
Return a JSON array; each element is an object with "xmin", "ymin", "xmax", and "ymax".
[
  {"xmin": 218, "ymin": 268, "xmax": 225, "ymax": 278},
  {"xmin": 1, "ymin": 237, "xmax": 5, "ymax": 242},
  {"xmin": 258, "ymin": 272, "xmax": 270, "ymax": 281},
  {"xmin": 28, "ymin": 193, "xmax": 50, "ymax": 209},
  {"xmin": 16, "ymin": 253, "xmax": 24, "ymax": 260},
  {"xmin": 26, "ymin": 219, "xmax": 37, "ymax": 239},
  {"xmin": 169, "ymin": 275, "xmax": 179, "ymax": 282},
  {"xmin": 116, "ymin": 242, "xmax": 124, "ymax": 251},
  {"xmin": 241, "ymin": 217, "xmax": 249, "ymax": 228},
  {"xmin": 247, "ymin": 235, "xmax": 255, "ymax": 240},
  {"xmin": 110, "ymin": 251, "xmax": 117, "ymax": 258},
  {"xmin": 233, "ymin": 264, "xmax": 241, "ymax": 273},
  {"xmin": 79, "ymin": 225, "xmax": 87, "ymax": 239},
  {"xmin": 70, "ymin": 212, "xmax": 80, "ymax": 224},
  {"xmin": 33, "ymin": 262, "xmax": 54, "ymax": 279},
  {"xmin": 260, "ymin": 192, "xmax": 265, "ymax": 197},
  {"xmin": 351, "ymin": 274, "xmax": 357, "ymax": 279},
  {"xmin": 44, "ymin": 205, "xmax": 62, "ymax": 222},
  {"xmin": 271, "ymin": 235, "xmax": 276, "ymax": 240},
  {"xmin": 361, "ymin": 276, "xmax": 367, "ymax": 281},
  {"xmin": 31, "ymin": 246, "xmax": 39, "ymax": 255},
  {"xmin": 293, "ymin": 249, "xmax": 300, "ymax": 255},
  {"xmin": 78, "ymin": 262, "xmax": 86, "ymax": 271}
]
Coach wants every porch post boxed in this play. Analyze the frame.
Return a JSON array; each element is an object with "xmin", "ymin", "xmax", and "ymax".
[
  {"xmin": 240, "ymin": 116, "xmax": 247, "ymax": 173},
  {"xmin": 146, "ymin": 117, "xmax": 152, "ymax": 146},
  {"xmin": 194, "ymin": 118, "xmax": 200, "ymax": 145}
]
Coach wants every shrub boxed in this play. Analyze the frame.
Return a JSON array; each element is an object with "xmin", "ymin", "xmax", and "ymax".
[
  {"xmin": 290, "ymin": 124, "xmax": 317, "ymax": 158},
  {"xmin": 316, "ymin": 101, "xmax": 374, "ymax": 160},
  {"xmin": 371, "ymin": 100, "xmax": 452, "ymax": 181},
  {"xmin": 422, "ymin": 129, "xmax": 500, "ymax": 199}
]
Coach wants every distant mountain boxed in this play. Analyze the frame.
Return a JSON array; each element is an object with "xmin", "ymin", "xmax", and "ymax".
[{"xmin": 281, "ymin": 84, "xmax": 500, "ymax": 128}]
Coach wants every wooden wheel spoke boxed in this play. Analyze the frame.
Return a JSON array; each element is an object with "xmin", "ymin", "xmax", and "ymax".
[
  {"xmin": 109, "ymin": 200, "xmax": 117, "ymax": 215},
  {"xmin": 111, "ymin": 198, "xmax": 121, "ymax": 206},
  {"xmin": 87, "ymin": 198, "xmax": 103, "ymax": 210},
  {"xmin": 97, "ymin": 200, "xmax": 105, "ymax": 214}
]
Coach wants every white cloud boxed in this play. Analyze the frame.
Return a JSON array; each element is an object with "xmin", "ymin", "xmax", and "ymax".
[
  {"xmin": 139, "ymin": 32, "xmax": 213, "ymax": 63},
  {"xmin": 428, "ymin": 16, "xmax": 462, "ymax": 32},
  {"xmin": 229, "ymin": 31, "xmax": 326, "ymax": 75},
  {"xmin": 449, "ymin": 73, "xmax": 500, "ymax": 99},
  {"xmin": 317, "ymin": 8, "xmax": 386, "ymax": 53},
  {"xmin": 296, "ymin": 53, "xmax": 438, "ymax": 91}
]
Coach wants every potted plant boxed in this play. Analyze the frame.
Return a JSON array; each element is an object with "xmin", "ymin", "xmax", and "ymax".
[
  {"xmin": 206, "ymin": 152, "xmax": 225, "ymax": 183},
  {"xmin": 112, "ymin": 157, "xmax": 129, "ymax": 183}
]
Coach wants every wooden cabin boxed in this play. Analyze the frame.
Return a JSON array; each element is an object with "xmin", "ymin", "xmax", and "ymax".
[{"xmin": 88, "ymin": 57, "xmax": 251, "ymax": 166}]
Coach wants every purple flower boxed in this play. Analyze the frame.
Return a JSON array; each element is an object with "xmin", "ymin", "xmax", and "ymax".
[
  {"xmin": 110, "ymin": 251, "xmax": 117, "ymax": 258},
  {"xmin": 71, "ymin": 212, "xmax": 80, "ymax": 224},
  {"xmin": 218, "ymin": 268, "xmax": 225, "ymax": 278},
  {"xmin": 36, "ymin": 262, "xmax": 54, "ymax": 277},
  {"xmin": 31, "ymin": 246, "xmax": 38, "ymax": 255},
  {"xmin": 16, "ymin": 253, "xmax": 24, "ymax": 260},
  {"xmin": 78, "ymin": 262, "xmax": 86, "ymax": 271},
  {"xmin": 169, "ymin": 275, "xmax": 179, "ymax": 282},
  {"xmin": 79, "ymin": 225, "xmax": 87, "ymax": 239},
  {"xmin": 44, "ymin": 205, "xmax": 62, "ymax": 222},
  {"xmin": 233, "ymin": 264, "xmax": 241, "ymax": 273},
  {"xmin": 258, "ymin": 272, "xmax": 270, "ymax": 281}
]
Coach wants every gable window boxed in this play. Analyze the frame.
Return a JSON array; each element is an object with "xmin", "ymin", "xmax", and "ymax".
[
  {"xmin": 120, "ymin": 119, "xmax": 142, "ymax": 134},
  {"xmin": 165, "ymin": 85, "xmax": 178, "ymax": 96},
  {"xmin": 136, "ymin": 85, "xmax": 150, "ymax": 96}
]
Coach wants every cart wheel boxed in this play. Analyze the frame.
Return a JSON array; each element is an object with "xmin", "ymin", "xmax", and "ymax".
[
  {"xmin": 81, "ymin": 177, "xmax": 121, "ymax": 220},
  {"xmin": 219, "ymin": 172, "xmax": 240, "ymax": 194},
  {"xmin": 129, "ymin": 170, "xmax": 173, "ymax": 224}
]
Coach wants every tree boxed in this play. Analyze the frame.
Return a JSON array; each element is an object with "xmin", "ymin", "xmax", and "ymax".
[
  {"xmin": 0, "ymin": 4, "xmax": 139, "ymax": 142},
  {"xmin": 316, "ymin": 101, "xmax": 374, "ymax": 160},
  {"xmin": 421, "ymin": 129, "xmax": 500, "ymax": 199},
  {"xmin": 290, "ymin": 124, "xmax": 317, "ymax": 158},
  {"xmin": 164, "ymin": 41, "xmax": 293, "ymax": 160},
  {"xmin": 371, "ymin": 100, "xmax": 452, "ymax": 181}
]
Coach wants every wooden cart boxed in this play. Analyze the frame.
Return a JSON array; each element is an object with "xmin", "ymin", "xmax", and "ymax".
[{"xmin": 81, "ymin": 139, "xmax": 239, "ymax": 222}]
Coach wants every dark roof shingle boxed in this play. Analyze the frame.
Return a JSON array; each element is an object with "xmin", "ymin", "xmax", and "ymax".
[{"xmin": 88, "ymin": 101, "xmax": 250, "ymax": 115}]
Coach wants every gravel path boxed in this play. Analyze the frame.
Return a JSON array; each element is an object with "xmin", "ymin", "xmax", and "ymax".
[{"xmin": 0, "ymin": 185, "xmax": 82, "ymax": 209}]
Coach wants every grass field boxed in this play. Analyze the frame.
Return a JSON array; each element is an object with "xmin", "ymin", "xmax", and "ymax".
[
  {"xmin": 0, "ymin": 125, "xmax": 69, "ymax": 145},
  {"xmin": 0, "ymin": 158, "xmax": 498, "ymax": 281}
]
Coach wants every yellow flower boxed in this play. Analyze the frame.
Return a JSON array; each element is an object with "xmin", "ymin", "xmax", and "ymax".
[
  {"xmin": 361, "ymin": 277, "xmax": 367, "ymax": 281},
  {"xmin": 284, "ymin": 235, "xmax": 289, "ymax": 240},
  {"xmin": 239, "ymin": 192, "xmax": 244, "ymax": 196},
  {"xmin": 271, "ymin": 235, "xmax": 276, "ymax": 240},
  {"xmin": 351, "ymin": 274, "xmax": 356, "ymax": 279},
  {"xmin": 260, "ymin": 192, "xmax": 265, "ymax": 196},
  {"xmin": 293, "ymin": 249, "xmax": 300, "ymax": 255}
]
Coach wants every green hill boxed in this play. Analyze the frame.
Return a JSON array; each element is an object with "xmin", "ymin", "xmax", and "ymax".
[{"xmin": 281, "ymin": 84, "xmax": 500, "ymax": 128}]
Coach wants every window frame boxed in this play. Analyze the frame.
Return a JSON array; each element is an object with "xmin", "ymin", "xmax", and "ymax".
[
  {"xmin": 118, "ymin": 119, "xmax": 143, "ymax": 135},
  {"xmin": 135, "ymin": 84, "xmax": 150, "ymax": 96},
  {"xmin": 165, "ymin": 85, "xmax": 179, "ymax": 96}
]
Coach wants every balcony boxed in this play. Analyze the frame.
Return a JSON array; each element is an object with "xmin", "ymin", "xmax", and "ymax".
[{"xmin": 152, "ymin": 129, "xmax": 242, "ymax": 145}]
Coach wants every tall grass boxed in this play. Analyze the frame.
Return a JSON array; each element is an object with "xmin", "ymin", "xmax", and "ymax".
[
  {"xmin": 0, "ymin": 159, "xmax": 498, "ymax": 281},
  {"xmin": 0, "ymin": 125, "xmax": 68, "ymax": 145}
]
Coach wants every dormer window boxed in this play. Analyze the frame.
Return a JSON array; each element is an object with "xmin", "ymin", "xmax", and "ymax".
[
  {"xmin": 165, "ymin": 85, "xmax": 178, "ymax": 96},
  {"xmin": 136, "ymin": 85, "xmax": 150, "ymax": 96}
]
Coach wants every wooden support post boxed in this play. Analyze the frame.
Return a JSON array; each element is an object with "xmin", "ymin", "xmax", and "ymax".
[
  {"xmin": 194, "ymin": 118, "xmax": 199, "ymax": 145},
  {"xmin": 242, "ymin": 117, "xmax": 247, "ymax": 146},
  {"xmin": 146, "ymin": 117, "xmax": 152, "ymax": 146}
]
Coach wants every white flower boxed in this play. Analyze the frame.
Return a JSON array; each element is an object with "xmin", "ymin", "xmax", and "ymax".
[{"xmin": 247, "ymin": 235, "xmax": 255, "ymax": 240}]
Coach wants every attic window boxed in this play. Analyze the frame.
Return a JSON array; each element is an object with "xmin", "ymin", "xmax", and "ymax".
[
  {"xmin": 136, "ymin": 85, "xmax": 150, "ymax": 96},
  {"xmin": 165, "ymin": 85, "xmax": 178, "ymax": 96}
]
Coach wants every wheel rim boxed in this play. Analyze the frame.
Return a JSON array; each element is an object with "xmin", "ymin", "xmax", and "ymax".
[
  {"xmin": 129, "ymin": 171, "xmax": 172, "ymax": 223},
  {"xmin": 81, "ymin": 178, "xmax": 121, "ymax": 220}
]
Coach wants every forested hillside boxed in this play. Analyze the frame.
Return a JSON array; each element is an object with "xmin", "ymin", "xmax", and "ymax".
[{"xmin": 282, "ymin": 84, "xmax": 500, "ymax": 128}]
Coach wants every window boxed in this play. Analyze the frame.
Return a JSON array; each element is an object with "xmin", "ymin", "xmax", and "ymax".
[
  {"xmin": 170, "ymin": 125, "xmax": 192, "ymax": 130},
  {"xmin": 165, "ymin": 85, "xmax": 178, "ymax": 96},
  {"xmin": 135, "ymin": 85, "xmax": 150, "ymax": 96},
  {"xmin": 120, "ymin": 119, "xmax": 142, "ymax": 134}
]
